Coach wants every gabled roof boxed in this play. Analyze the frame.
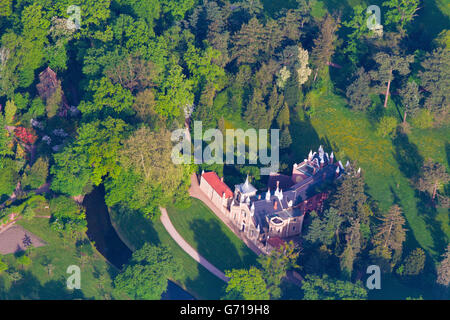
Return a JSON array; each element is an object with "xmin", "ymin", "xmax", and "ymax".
[{"xmin": 202, "ymin": 172, "xmax": 234, "ymax": 198}]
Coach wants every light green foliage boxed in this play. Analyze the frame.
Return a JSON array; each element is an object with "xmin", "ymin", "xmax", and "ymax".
[
  {"xmin": 79, "ymin": 77, "xmax": 134, "ymax": 116},
  {"xmin": 114, "ymin": 243, "xmax": 183, "ymax": 299},
  {"xmin": 156, "ymin": 65, "xmax": 194, "ymax": 119},
  {"xmin": 410, "ymin": 109, "xmax": 434, "ymax": 129},
  {"xmin": 383, "ymin": 0, "xmax": 420, "ymax": 30},
  {"xmin": 184, "ymin": 44, "xmax": 225, "ymax": 91},
  {"xmin": 0, "ymin": 115, "xmax": 13, "ymax": 156},
  {"xmin": 16, "ymin": 254, "xmax": 32, "ymax": 267},
  {"xmin": 302, "ymin": 274, "xmax": 367, "ymax": 300},
  {"xmin": 376, "ymin": 116, "xmax": 399, "ymax": 138},
  {"xmin": 50, "ymin": 196, "xmax": 87, "ymax": 234},
  {"xmin": 22, "ymin": 157, "xmax": 49, "ymax": 190},
  {"xmin": 224, "ymin": 267, "xmax": 270, "ymax": 300},
  {"xmin": 51, "ymin": 117, "xmax": 127, "ymax": 195},
  {"xmin": 4, "ymin": 100, "xmax": 16, "ymax": 125}
]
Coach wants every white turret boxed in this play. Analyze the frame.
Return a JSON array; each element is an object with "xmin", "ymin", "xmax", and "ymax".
[{"xmin": 266, "ymin": 188, "xmax": 271, "ymax": 202}]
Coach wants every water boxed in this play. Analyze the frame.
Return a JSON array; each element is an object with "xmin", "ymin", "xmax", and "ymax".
[{"xmin": 83, "ymin": 185, "xmax": 194, "ymax": 300}]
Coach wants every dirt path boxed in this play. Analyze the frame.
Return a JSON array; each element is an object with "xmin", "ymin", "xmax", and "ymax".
[{"xmin": 159, "ymin": 207, "xmax": 229, "ymax": 283}]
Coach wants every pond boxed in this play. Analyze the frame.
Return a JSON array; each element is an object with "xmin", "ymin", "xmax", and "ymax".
[{"xmin": 83, "ymin": 185, "xmax": 194, "ymax": 300}]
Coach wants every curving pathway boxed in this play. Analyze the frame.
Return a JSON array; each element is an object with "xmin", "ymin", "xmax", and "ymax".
[{"xmin": 159, "ymin": 207, "xmax": 229, "ymax": 283}]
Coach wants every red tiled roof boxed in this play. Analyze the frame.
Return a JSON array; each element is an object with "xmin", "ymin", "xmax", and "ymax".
[
  {"xmin": 267, "ymin": 236, "xmax": 285, "ymax": 249},
  {"xmin": 202, "ymin": 172, "xmax": 234, "ymax": 198}
]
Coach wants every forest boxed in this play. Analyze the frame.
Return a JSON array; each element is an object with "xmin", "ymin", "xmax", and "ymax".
[{"xmin": 0, "ymin": 0, "xmax": 449, "ymax": 300}]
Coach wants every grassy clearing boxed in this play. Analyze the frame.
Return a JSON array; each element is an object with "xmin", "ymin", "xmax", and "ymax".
[
  {"xmin": 294, "ymin": 86, "xmax": 448, "ymax": 259},
  {"xmin": 166, "ymin": 198, "xmax": 259, "ymax": 272},
  {"xmin": 0, "ymin": 218, "xmax": 121, "ymax": 299},
  {"xmin": 109, "ymin": 206, "xmax": 227, "ymax": 299}
]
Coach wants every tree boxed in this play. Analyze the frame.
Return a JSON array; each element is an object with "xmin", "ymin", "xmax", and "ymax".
[
  {"xmin": 22, "ymin": 157, "xmax": 48, "ymax": 190},
  {"xmin": 51, "ymin": 117, "xmax": 127, "ymax": 195},
  {"xmin": 114, "ymin": 243, "xmax": 182, "ymax": 300},
  {"xmin": 372, "ymin": 205, "xmax": 406, "ymax": 267},
  {"xmin": 418, "ymin": 48, "xmax": 450, "ymax": 123},
  {"xmin": 399, "ymin": 81, "xmax": 421, "ymax": 124},
  {"xmin": 231, "ymin": 17, "xmax": 265, "ymax": 65},
  {"xmin": 305, "ymin": 208, "xmax": 344, "ymax": 247},
  {"xmin": 330, "ymin": 167, "xmax": 368, "ymax": 223},
  {"xmin": 16, "ymin": 254, "xmax": 31, "ymax": 269},
  {"xmin": 437, "ymin": 245, "xmax": 450, "ymax": 287},
  {"xmin": 119, "ymin": 126, "xmax": 185, "ymax": 196},
  {"xmin": 223, "ymin": 267, "xmax": 270, "ymax": 300},
  {"xmin": 376, "ymin": 116, "xmax": 398, "ymax": 138},
  {"xmin": 370, "ymin": 52, "xmax": 414, "ymax": 108},
  {"xmin": 4, "ymin": 100, "xmax": 16, "ymax": 125},
  {"xmin": 79, "ymin": 77, "xmax": 134, "ymax": 117},
  {"xmin": 244, "ymin": 88, "xmax": 272, "ymax": 129},
  {"xmin": 342, "ymin": 5, "xmax": 370, "ymax": 66},
  {"xmin": 340, "ymin": 218, "xmax": 361, "ymax": 278},
  {"xmin": 302, "ymin": 274, "xmax": 367, "ymax": 300},
  {"xmin": 310, "ymin": 14, "xmax": 340, "ymax": 80},
  {"xmin": 346, "ymin": 68, "xmax": 372, "ymax": 111},
  {"xmin": 383, "ymin": 0, "xmax": 420, "ymax": 31},
  {"xmin": 0, "ymin": 157, "xmax": 19, "ymax": 198},
  {"xmin": 0, "ymin": 255, "xmax": 7, "ymax": 273},
  {"xmin": 416, "ymin": 160, "xmax": 449, "ymax": 201},
  {"xmin": 50, "ymin": 196, "xmax": 87, "ymax": 236},
  {"xmin": 257, "ymin": 241, "xmax": 300, "ymax": 299},
  {"xmin": 0, "ymin": 115, "xmax": 13, "ymax": 156},
  {"xmin": 156, "ymin": 65, "xmax": 194, "ymax": 119},
  {"xmin": 399, "ymin": 248, "xmax": 426, "ymax": 276},
  {"xmin": 296, "ymin": 46, "xmax": 312, "ymax": 86}
]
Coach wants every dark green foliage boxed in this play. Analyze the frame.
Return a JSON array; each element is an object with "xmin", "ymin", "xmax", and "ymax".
[
  {"xmin": 302, "ymin": 274, "xmax": 367, "ymax": 300},
  {"xmin": 398, "ymin": 248, "xmax": 426, "ymax": 276},
  {"xmin": 0, "ymin": 157, "xmax": 18, "ymax": 198},
  {"xmin": 114, "ymin": 243, "xmax": 183, "ymax": 299}
]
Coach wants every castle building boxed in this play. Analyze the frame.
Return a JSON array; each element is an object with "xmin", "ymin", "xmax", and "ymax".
[{"xmin": 198, "ymin": 146, "xmax": 343, "ymax": 251}]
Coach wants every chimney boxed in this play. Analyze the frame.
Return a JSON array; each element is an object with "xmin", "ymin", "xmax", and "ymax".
[
  {"xmin": 330, "ymin": 151, "xmax": 334, "ymax": 164},
  {"xmin": 274, "ymin": 201, "xmax": 278, "ymax": 210},
  {"xmin": 276, "ymin": 180, "xmax": 280, "ymax": 189},
  {"xmin": 221, "ymin": 177, "xmax": 224, "ymax": 182}
]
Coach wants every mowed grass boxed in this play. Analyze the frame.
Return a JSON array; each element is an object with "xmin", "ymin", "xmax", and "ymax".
[
  {"xmin": 109, "ymin": 206, "xmax": 227, "ymax": 299},
  {"xmin": 295, "ymin": 86, "xmax": 448, "ymax": 259},
  {"xmin": 0, "ymin": 218, "xmax": 121, "ymax": 300},
  {"xmin": 166, "ymin": 198, "xmax": 259, "ymax": 272}
]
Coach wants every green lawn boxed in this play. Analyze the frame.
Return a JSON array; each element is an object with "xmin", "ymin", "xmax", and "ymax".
[
  {"xmin": 293, "ymin": 85, "xmax": 449, "ymax": 259},
  {"xmin": 166, "ymin": 198, "xmax": 259, "ymax": 272},
  {"xmin": 0, "ymin": 218, "xmax": 121, "ymax": 299},
  {"xmin": 109, "ymin": 205, "xmax": 228, "ymax": 299}
]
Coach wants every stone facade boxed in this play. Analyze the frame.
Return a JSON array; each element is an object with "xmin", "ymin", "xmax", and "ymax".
[{"xmin": 198, "ymin": 146, "xmax": 345, "ymax": 251}]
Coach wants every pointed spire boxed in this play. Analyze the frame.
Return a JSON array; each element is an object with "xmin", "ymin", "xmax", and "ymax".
[
  {"xmin": 357, "ymin": 167, "xmax": 361, "ymax": 175},
  {"xmin": 277, "ymin": 189, "xmax": 283, "ymax": 201},
  {"xmin": 201, "ymin": 170, "xmax": 205, "ymax": 175},
  {"xmin": 266, "ymin": 188, "xmax": 271, "ymax": 202},
  {"xmin": 338, "ymin": 160, "xmax": 344, "ymax": 170},
  {"xmin": 336, "ymin": 166, "xmax": 340, "ymax": 174},
  {"xmin": 251, "ymin": 202, "xmax": 255, "ymax": 214},
  {"xmin": 244, "ymin": 174, "xmax": 249, "ymax": 187},
  {"xmin": 345, "ymin": 160, "xmax": 350, "ymax": 168},
  {"xmin": 318, "ymin": 145, "xmax": 323, "ymax": 154},
  {"xmin": 308, "ymin": 150, "xmax": 313, "ymax": 160}
]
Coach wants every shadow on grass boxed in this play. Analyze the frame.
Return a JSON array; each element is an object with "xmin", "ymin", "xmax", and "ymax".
[
  {"xmin": 0, "ymin": 270, "xmax": 87, "ymax": 300},
  {"xmin": 392, "ymin": 132, "xmax": 424, "ymax": 180},
  {"xmin": 190, "ymin": 218, "xmax": 257, "ymax": 271}
]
